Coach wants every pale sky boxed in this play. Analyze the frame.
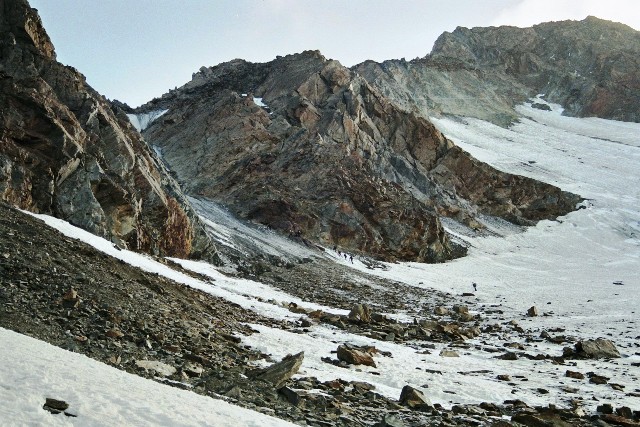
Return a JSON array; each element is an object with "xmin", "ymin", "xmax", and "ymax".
[{"xmin": 29, "ymin": 0, "xmax": 640, "ymax": 107}]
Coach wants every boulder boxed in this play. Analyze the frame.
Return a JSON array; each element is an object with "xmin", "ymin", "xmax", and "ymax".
[
  {"xmin": 348, "ymin": 303, "xmax": 372, "ymax": 323},
  {"xmin": 452, "ymin": 305, "xmax": 469, "ymax": 315},
  {"xmin": 43, "ymin": 398, "xmax": 69, "ymax": 413},
  {"xmin": 399, "ymin": 385, "xmax": 432, "ymax": 409},
  {"xmin": 250, "ymin": 352, "xmax": 304, "ymax": 388},
  {"xmin": 336, "ymin": 345, "xmax": 376, "ymax": 367},
  {"xmin": 575, "ymin": 339, "xmax": 621, "ymax": 359},
  {"xmin": 434, "ymin": 306, "xmax": 449, "ymax": 316},
  {"xmin": 527, "ymin": 306, "xmax": 538, "ymax": 317}
]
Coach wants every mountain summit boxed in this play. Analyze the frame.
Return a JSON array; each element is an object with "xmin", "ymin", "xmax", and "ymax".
[{"xmin": 357, "ymin": 16, "xmax": 640, "ymax": 126}]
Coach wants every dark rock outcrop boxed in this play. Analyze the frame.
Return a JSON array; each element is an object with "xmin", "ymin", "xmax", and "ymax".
[
  {"xmin": 356, "ymin": 17, "xmax": 640, "ymax": 125},
  {"xmin": 0, "ymin": 0, "xmax": 216, "ymax": 260},
  {"xmin": 138, "ymin": 51, "xmax": 580, "ymax": 262}
]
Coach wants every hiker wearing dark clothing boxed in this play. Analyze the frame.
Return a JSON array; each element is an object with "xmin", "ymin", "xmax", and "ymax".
[{"xmin": 472, "ymin": 282, "xmax": 477, "ymax": 291}]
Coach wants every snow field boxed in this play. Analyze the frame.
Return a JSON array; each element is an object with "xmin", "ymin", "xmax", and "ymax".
[{"xmin": 0, "ymin": 328, "xmax": 295, "ymax": 426}]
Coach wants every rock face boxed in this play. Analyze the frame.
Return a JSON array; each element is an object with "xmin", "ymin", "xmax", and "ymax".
[
  {"xmin": 139, "ymin": 51, "xmax": 580, "ymax": 262},
  {"xmin": 0, "ymin": 0, "xmax": 215, "ymax": 259},
  {"xmin": 356, "ymin": 17, "xmax": 640, "ymax": 125}
]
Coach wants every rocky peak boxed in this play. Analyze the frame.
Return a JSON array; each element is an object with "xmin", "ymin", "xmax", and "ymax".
[
  {"xmin": 0, "ymin": 0, "xmax": 217, "ymax": 261},
  {"xmin": 139, "ymin": 51, "xmax": 580, "ymax": 262}
]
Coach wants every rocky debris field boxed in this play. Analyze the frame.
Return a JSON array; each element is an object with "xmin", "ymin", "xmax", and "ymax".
[{"xmin": 1, "ymin": 202, "xmax": 639, "ymax": 426}]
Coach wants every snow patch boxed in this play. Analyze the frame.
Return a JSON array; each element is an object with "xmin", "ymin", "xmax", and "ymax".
[{"xmin": 126, "ymin": 109, "xmax": 169, "ymax": 132}]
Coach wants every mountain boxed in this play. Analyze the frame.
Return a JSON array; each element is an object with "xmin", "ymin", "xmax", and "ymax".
[
  {"xmin": 356, "ymin": 16, "xmax": 640, "ymax": 126},
  {"xmin": 135, "ymin": 51, "xmax": 580, "ymax": 263},
  {"xmin": 0, "ymin": 0, "xmax": 216, "ymax": 260},
  {"xmin": 2, "ymin": 4, "xmax": 639, "ymax": 425}
]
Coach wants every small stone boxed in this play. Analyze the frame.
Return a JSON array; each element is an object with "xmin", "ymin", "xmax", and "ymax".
[
  {"xmin": 597, "ymin": 403, "xmax": 614, "ymax": 414},
  {"xmin": 278, "ymin": 386, "xmax": 301, "ymax": 406},
  {"xmin": 135, "ymin": 360, "xmax": 176, "ymax": 377},
  {"xmin": 44, "ymin": 398, "xmax": 69, "ymax": 412},
  {"xmin": 183, "ymin": 362, "xmax": 203, "ymax": 377},
  {"xmin": 527, "ymin": 306, "xmax": 538, "ymax": 317},
  {"xmin": 616, "ymin": 407, "xmax": 633, "ymax": 419},
  {"xmin": 439, "ymin": 349, "xmax": 459, "ymax": 357},
  {"xmin": 452, "ymin": 305, "xmax": 469, "ymax": 315},
  {"xmin": 373, "ymin": 414, "xmax": 407, "ymax": 427},
  {"xmin": 497, "ymin": 374, "xmax": 511, "ymax": 381},
  {"xmin": 498, "ymin": 352, "xmax": 518, "ymax": 360},
  {"xmin": 434, "ymin": 306, "xmax": 449, "ymax": 316},
  {"xmin": 565, "ymin": 370, "xmax": 585, "ymax": 379},
  {"xmin": 589, "ymin": 374, "xmax": 609, "ymax": 385},
  {"xmin": 105, "ymin": 328, "xmax": 124, "ymax": 339}
]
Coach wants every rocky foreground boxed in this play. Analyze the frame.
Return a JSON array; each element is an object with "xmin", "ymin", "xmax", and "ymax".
[{"xmin": 2, "ymin": 202, "xmax": 639, "ymax": 426}]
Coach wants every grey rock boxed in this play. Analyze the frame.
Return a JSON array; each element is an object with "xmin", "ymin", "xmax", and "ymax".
[
  {"xmin": 250, "ymin": 352, "xmax": 304, "ymax": 388},
  {"xmin": 575, "ymin": 338, "xmax": 621, "ymax": 359},
  {"xmin": 373, "ymin": 414, "xmax": 407, "ymax": 427}
]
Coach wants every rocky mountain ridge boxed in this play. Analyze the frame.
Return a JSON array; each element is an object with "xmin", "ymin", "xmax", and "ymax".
[
  {"xmin": 0, "ymin": 0, "xmax": 216, "ymax": 260},
  {"xmin": 356, "ymin": 16, "xmax": 640, "ymax": 126},
  {"xmin": 137, "ymin": 50, "xmax": 580, "ymax": 262}
]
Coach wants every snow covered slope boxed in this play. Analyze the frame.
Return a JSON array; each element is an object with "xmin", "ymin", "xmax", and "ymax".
[
  {"xmin": 3, "ymin": 99, "xmax": 638, "ymax": 423},
  {"xmin": 0, "ymin": 327, "xmax": 295, "ymax": 426}
]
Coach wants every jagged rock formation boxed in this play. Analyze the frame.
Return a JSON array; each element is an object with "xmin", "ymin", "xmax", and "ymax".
[
  {"xmin": 0, "ymin": 0, "xmax": 216, "ymax": 259},
  {"xmin": 138, "ymin": 51, "xmax": 580, "ymax": 262},
  {"xmin": 356, "ymin": 17, "xmax": 640, "ymax": 126}
]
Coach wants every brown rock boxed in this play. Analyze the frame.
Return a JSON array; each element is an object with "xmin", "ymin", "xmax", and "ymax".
[
  {"xmin": 399, "ymin": 385, "xmax": 432, "ymax": 409},
  {"xmin": 337, "ymin": 345, "xmax": 376, "ymax": 367},
  {"xmin": 527, "ymin": 306, "xmax": 538, "ymax": 317},
  {"xmin": 565, "ymin": 370, "xmax": 585, "ymax": 379},
  {"xmin": 348, "ymin": 304, "xmax": 372, "ymax": 323},
  {"xmin": 105, "ymin": 328, "xmax": 124, "ymax": 339}
]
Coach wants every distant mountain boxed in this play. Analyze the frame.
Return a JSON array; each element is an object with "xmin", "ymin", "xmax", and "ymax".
[
  {"xmin": 357, "ymin": 16, "xmax": 640, "ymax": 126},
  {"xmin": 0, "ymin": 0, "xmax": 216, "ymax": 260},
  {"xmin": 136, "ymin": 51, "xmax": 580, "ymax": 262}
]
